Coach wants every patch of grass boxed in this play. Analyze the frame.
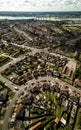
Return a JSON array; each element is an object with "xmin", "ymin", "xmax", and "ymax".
[
  {"xmin": 65, "ymin": 126, "xmax": 72, "ymax": 130},
  {"xmin": 74, "ymin": 108, "xmax": 81, "ymax": 130},
  {"xmin": 8, "ymin": 91, "xmax": 15, "ymax": 99},
  {"xmin": 56, "ymin": 106, "xmax": 63, "ymax": 118},
  {"xmin": 62, "ymin": 78, "xmax": 72, "ymax": 85},
  {"xmin": 0, "ymin": 108, "xmax": 6, "ymax": 120},
  {"xmin": 0, "ymin": 123, "xmax": 2, "ymax": 130}
]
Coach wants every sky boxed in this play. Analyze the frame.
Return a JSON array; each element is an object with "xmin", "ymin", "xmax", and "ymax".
[{"xmin": 0, "ymin": 0, "xmax": 81, "ymax": 12}]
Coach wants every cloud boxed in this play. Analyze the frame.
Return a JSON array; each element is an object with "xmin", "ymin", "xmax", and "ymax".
[{"xmin": 0, "ymin": 0, "xmax": 81, "ymax": 11}]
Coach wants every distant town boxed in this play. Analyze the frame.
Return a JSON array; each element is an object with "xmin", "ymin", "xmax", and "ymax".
[{"xmin": 0, "ymin": 13, "xmax": 81, "ymax": 130}]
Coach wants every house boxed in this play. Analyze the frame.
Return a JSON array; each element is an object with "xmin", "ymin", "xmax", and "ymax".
[
  {"xmin": 60, "ymin": 117, "xmax": 66, "ymax": 126},
  {"xmin": 63, "ymin": 100, "xmax": 69, "ymax": 111},
  {"xmin": 40, "ymin": 69, "xmax": 46, "ymax": 76},
  {"xmin": 17, "ymin": 75, "xmax": 24, "ymax": 82},
  {"xmin": 16, "ymin": 108, "xmax": 25, "ymax": 120},
  {"xmin": 0, "ymin": 42, "xmax": 5, "ymax": 48},
  {"xmin": 74, "ymin": 79, "xmax": 81, "ymax": 88},
  {"xmin": 0, "ymin": 101, "xmax": 3, "ymax": 108},
  {"xmin": 42, "ymin": 83, "xmax": 50, "ymax": 91},
  {"xmin": 31, "ymin": 122, "xmax": 42, "ymax": 130},
  {"xmin": 69, "ymin": 96, "xmax": 79, "ymax": 105},
  {"xmin": 61, "ymin": 90, "xmax": 69, "ymax": 98},
  {"xmin": 54, "ymin": 71, "xmax": 60, "ymax": 77},
  {"xmin": 3, "ymin": 68, "xmax": 11, "ymax": 75},
  {"xmin": 24, "ymin": 72, "xmax": 33, "ymax": 80},
  {"xmin": 33, "ymin": 70, "xmax": 40, "ymax": 78},
  {"xmin": 46, "ymin": 69, "xmax": 53, "ymax": 76},
  {"xmin": 10, "ymin": 65, "xmax": 16, "ymax": 71},
  {"xmin": 23, "ymin": 95, "xmax": 34, "ymax": 105},
  {"xmin": 36, "ymin": 95, "xmax": 40, "ymax": 100},
  {"xmin": 54, "ymin": 85, "xmax": 60, "ymax": 93},
  {"xmin": 31, "ymin": 87, "xmax": 40, "ymax": 95},
  {"xmin": 62, "ymin": 60, "xmax": 77, "ymax": 79},
  {"xmin": 56, "ymin": 93, "xmax": 61, "ymax": 99},
  {"xmin": 71, "ymin": 105, "xmax": 78, "ymax": 119},
  {"xmin": 54, "ymin": 118, "xmax": 60, "ymax": 125}
]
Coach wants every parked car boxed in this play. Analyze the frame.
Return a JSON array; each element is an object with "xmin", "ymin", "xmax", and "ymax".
[{"xmin": 14, "ymin": 87, "xmax": 19, "ymax": 91}]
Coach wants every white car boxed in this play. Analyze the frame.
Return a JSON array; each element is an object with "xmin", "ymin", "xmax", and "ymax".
[{"xmin": 14, "ymin": 87, "xmax": 19, "ymax": 90}]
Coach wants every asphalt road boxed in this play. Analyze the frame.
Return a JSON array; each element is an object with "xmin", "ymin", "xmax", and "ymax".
[
  {"xmin": 0, "ymin": 74, "xmax": 16, "ymax": 91},
  {"xmin": 2, "ymin": 88, "xmax": 24, "ymax": 130},
  {"xmin": 0, "ymin": 55, "xmax": 25, "ymax": 72}
]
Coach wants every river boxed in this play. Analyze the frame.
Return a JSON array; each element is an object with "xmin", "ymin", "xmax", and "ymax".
[{"xmin": 0, "ymin": 16, "xmax": 81, "ymax": 21}]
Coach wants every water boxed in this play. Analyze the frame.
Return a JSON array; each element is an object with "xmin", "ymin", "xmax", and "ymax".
[
  {"xmin": 0, "ymin": 16, "xmax": 35, "ymax": 20},
  {"xmin": 35, "ymin": 17, "xmax": 81, "ymax": 21},
  {"xmin": 0, "ymin": 16, "xmax": 81, "ymax": 21}
]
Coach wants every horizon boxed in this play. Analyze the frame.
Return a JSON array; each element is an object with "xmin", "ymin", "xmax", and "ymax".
[{"xmin": 0, "ymin": 11, "xmax": 81, "ymax": 13}]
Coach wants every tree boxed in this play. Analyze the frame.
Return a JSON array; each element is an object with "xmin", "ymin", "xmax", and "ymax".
[
  {"xmin": 75, "ymin": 52, "xmax": 80, "ymax": 61},
  {"xmin": 73, "ymin": 67, "xmax": 81, "ymax": 80}
]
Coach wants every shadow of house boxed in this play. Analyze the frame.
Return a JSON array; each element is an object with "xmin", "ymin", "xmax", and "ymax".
[{"xmin": 0, "ymin": 91, "xmax": 8, "ymax": 106}]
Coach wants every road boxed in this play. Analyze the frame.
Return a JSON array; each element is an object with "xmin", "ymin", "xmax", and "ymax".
[
  {"xmin": 14, "ymin": 27, "xmax": 32, "ymax": 41},
  {"xmin": 0, "ymin": 74, "xmax": 16, "ymax": 92},
  {"xmin": 28, "ymin": 76, "xmax": 81, "ymax": 94},
  {"xmin": 66, "ymin": 36, "xmax": 81, "ymax": 45},
  {"xmin": 0, "ymin": 55, "xmax": 25, "ymax": 72},
  {"xmin": 11, "ymin": 42, "xmax": 48, "ymax": 55},
  {"xmin": 2, "ymin": 87, "xmax": 24, "ymax": 130}
]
